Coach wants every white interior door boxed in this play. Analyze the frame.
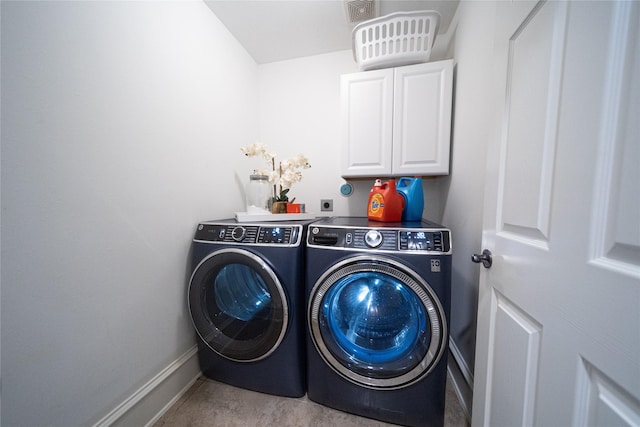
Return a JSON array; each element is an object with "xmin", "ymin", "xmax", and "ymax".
[{"xmin": 473, "ymin": 2, "xmax": 640, "ymax": 426}]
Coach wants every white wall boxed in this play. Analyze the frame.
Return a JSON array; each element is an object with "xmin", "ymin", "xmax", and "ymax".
[
  {"xmin": 1, "ymin": 2, "xmax": 258, "ymax": 425},
  {"xmin": 256, "ymin": 51, "xmax": 448, "ymax": 220},
  {"xmin": 257, "ymin": 50, "xmax": 357, "ymax": 215},
  {"xmin": 439, "ymin": 0, "xmax": 497, "ymax": 412}
]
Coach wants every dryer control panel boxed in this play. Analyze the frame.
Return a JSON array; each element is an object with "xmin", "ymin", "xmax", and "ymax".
[
  {"xmin": 194, "ymin": 223, "xmax": 302, "ymax": 246},
  {"xmin": 308, "ymin": 225, "xmax": 451, "ymax": 254}
]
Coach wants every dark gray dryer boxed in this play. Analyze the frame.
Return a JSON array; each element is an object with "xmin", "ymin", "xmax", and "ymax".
[
  {"xmin": 188, "ymin": 218, "xmax": 312, "ymax": 397},
  {"xmin": 305, "ymin": 217, "xmax": 452, "ymax": 427}
]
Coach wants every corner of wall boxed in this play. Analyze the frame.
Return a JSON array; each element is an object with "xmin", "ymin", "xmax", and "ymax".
[
  {"xmin": 448, "ymin": 338, "xmax": 474, "ymax": 422},
  {"xmin": 92, "ymin": 346, "xmax": 201, "ymax": 427},
  {"xmin": 431, "ymin": 4, "xmax": 460, "ymax": 61}
]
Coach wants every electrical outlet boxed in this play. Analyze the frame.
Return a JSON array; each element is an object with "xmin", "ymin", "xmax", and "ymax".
[{"xmin": 321, "ymin": 199, "xmax": 333, "ymax": 212}]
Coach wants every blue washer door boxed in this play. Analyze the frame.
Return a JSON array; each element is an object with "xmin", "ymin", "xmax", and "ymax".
[
  {"xmin": 308, "ymin": 255, "xmax": 446, "ymax": 389},
  {"xmin": 188, "ymin": 248, "xmax": 288, "ymax": 362}
]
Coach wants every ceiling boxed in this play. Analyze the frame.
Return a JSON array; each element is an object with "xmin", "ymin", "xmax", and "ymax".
[{"xmin": 204, "ymin": 0, "xmax": 460, "ymax": 64}]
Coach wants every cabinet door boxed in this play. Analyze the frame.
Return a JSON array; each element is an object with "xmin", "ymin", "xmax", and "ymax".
[
  {"xmin": 392, "ymin": 60, "xmax": 454, "ymax": 175},
  {"xmin": 341, "ymin": 69, "xmax": 394, "ymax": 177}
]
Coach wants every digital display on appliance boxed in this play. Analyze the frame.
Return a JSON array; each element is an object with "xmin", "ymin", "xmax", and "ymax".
[
  {"xmin": 263, "ymin": 227, "xmax": 286, "ymax": 243},
  {"xmin": 406, "ymin": 231, "xmax": 430, "ymax": 250}
]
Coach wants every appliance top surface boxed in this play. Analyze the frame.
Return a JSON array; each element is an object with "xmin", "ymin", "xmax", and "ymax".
[
  {"xmin": 313, "ymin": 216, "xmax": 448, "ymax": 230},
  {"xmin": 201, "ymin": 218, "xmax": 317, "ymax": 226}
]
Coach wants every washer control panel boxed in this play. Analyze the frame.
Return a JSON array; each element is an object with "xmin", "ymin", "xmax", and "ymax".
[
  {"xmin": 308, "ymin": 225, "xmax": 451, "ymax": 254},
  {"xmin": 194, "ymin": 223, "xmax": 301, "ymax": 246}
]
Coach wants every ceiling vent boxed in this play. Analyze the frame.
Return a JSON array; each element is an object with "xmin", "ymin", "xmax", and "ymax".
[{"xmin": 344, "ymin": 0, "xmax": 377, "ymax": 25}]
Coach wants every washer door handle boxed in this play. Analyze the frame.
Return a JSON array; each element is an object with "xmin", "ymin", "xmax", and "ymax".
[{"xmin": 472, "ymin": 249, "xmax": 492, "ymax": 268}]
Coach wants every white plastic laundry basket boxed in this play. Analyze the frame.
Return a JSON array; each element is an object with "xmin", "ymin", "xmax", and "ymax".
[{"xmin": 352, "ymin": 10, "xmax": 440, "ymax": 71}]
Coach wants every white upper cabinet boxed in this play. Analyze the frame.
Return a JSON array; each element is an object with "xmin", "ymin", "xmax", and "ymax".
[{"xmin": 341, "ymin": 60, "xmax": 454, "ymax": 177}]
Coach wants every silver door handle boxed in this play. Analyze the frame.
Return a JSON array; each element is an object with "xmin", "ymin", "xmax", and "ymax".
[{"xmin": 472, "ymin": 249, "xmax": 492, "ymax": 268}]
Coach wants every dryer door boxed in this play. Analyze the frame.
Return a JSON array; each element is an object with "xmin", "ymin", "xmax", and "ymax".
[
  {"xmin": 189, "ymin": 248, "xmax": 288, "ymax": 362},
  {"xmin": 308, "ymin": 255, "xmax": 447, "ymax": 389}
]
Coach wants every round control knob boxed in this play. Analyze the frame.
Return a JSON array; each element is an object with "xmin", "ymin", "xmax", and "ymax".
[
  {"xmin": 231, "ymin": 226, "xmax": 246, "ymax": 242},
  {"xmin": 364, "ymin": 230, "xmax": 383, "ymax": 248}
]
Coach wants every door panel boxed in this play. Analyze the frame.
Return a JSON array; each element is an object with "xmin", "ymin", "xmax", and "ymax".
[
  {"xmin": 589, "ymin": 1, "xmax": 640, "ymax": 275},
  {"xmin": 393, "ymin": 61, "xmax": 453, "ymax": 175},
  {"xmin": 341, "ymin": 70, "xmax": 393, "ymax": 176},
  {"xmin": 575, "ymin": 358, "xmax": 640, "ymax": 426},
  {"xmin": 474, "ymin": 2, "xmax": 640, "ymax": 426},
  {"xmin": 487, "ymin": 291, "xmax": 542, "ymax": 427},
  {"xmin": 499, "ymin": 1, "xmax": 565, "ymax": 245}
]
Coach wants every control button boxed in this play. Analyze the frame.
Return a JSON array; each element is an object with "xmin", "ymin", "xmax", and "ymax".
[
  {"xmin": 399, "ymin": 231, "xmax": 408, "ymax": 250},
  {"xmin": 364, "ymin": 230, "xmax": 383, "ymax": 248},
  {"xmin": 231, "ymin": 226, "xmax": 246, "ymax": 242},
  {"xmin": 345, "ymin": 233, "xmax": 353, "ymax": 245}
]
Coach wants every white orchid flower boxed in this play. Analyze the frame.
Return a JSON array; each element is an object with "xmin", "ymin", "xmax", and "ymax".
[
  {"xmin": 240, "ymin": 142, "xmax": 270, "ymax": 157},
  {"xmin": 290, "ymin": 154, "xmax": 311, "ymax": 169},
  {"xmin": 263, "ymin": 150, "xmax": 276, "ymax": 161},
  {"xmin": 280, "ymin": 159, "xmax": 292, "ymax": 170},
  {"xmin": 280, "ymin": 170, "xmax": 302, "ymax": 189},
  {"xmin": 267, "ymin": 170, "xmax": 280, "ymax": 185},
  {"xmin": 242, "ymin": 143, "xmax": 310, "ymax": 202}
]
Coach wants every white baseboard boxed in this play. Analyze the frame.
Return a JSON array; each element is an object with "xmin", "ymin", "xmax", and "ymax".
[
  {"xmin": 144, "ymin": 366, "xmax": 201, "ymax": 427},
  {"xmin": 93, "ymin": 345, "xmax": 201, "ymax": 427},
  {"xmin": 449, "ymin": 338, "xmax": 474, "ymax": 386},
  {"xmin": 448, "ymin": 338, "xmax": 474, "ymax": 422}
]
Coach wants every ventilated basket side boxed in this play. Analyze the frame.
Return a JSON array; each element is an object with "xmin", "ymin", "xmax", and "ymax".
[{"xmin": 352, "ymin": 10, "xmax": 440, "ymax": 71}]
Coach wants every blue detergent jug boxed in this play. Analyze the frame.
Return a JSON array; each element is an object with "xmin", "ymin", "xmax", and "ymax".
[{"xmin": 396, "ymin": 177, "xmax": 424, "ymax": 222}]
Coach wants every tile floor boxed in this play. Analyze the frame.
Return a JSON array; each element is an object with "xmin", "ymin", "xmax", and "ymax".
[{"xmin": 154, "ymin": 374, "xmax": 469, "ymax": 427}]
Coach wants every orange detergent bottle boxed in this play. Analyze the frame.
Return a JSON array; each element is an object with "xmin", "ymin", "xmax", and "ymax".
[{"xmin": 367, "ymin": 178, "xmax": 405, "ymax": 222}]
